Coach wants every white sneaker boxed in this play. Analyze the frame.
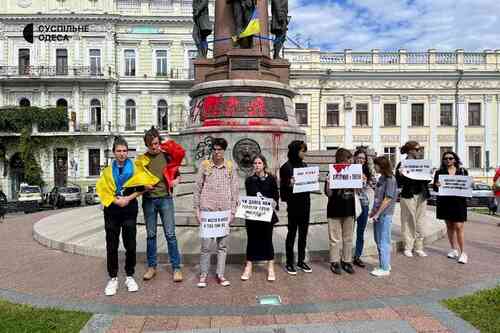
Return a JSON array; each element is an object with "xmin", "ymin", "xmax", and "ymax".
[
  {"xmin": 447, "ymin": 249, "xmax": 459, "ymax": 259},
  {"xmin": 125, "ymin": 276, "xmax": 139, "ymax": 292},
  {"xmin": 415, "ymin": 250, "xmax": 428, "ymax": 257},
  {"xmin": 370, "ymin": 268, "xmax": 391, "ymax": 277},
  {"xmin": 104, "ymin": 278, "xmax": 118, "ymax": 296},
  {"xmin": 458, "ymin": 252, "xmax": 468, "ymax": 264},
  {"xmin": 403, "ymin": 250, "xmax": 413, "ymax": 257}
]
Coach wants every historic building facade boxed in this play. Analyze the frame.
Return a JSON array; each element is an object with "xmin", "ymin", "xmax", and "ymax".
[{"xmin": 1, "ymin": 0, "xmax": 499, "ymax": 199}]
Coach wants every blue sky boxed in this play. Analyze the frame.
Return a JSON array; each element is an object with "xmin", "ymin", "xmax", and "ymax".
[{"xmin": 287, "ymin": 0, "xmax": 500, "ymax": 51}]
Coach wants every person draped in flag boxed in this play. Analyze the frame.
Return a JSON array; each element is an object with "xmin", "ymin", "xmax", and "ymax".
[{"xmin": 96, "ymin": 136, "xmax": 159, "ymax": 296}]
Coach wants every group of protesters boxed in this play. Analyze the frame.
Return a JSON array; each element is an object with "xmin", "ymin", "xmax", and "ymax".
[{"xmin": 96, "ymin": 131, "xmax": 477, "ymax": 295}]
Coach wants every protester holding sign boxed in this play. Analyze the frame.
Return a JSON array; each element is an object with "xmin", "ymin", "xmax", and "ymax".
[
  {"xmin": 279, "ymin": 140, "xmax": 313, "ymax": 275},
  {"xmin": 193, "ymin": 138, "xmax": 239, "ymax": 288},
  {"xmin": 324, "ymin": 148, "xmax": 356, "ymax": 275},
  {"xmin": 433, "ymin": 151, "xmax": 469, "ymax": 264},
  {"xmin": 395, "ymin": 141, "xmax": 431, "ymax": 258},
  {"xmin": 241, "ymin": 154, "xmax": 279, "ymax": 282},
  {"xmin": 369, "ymin": 156, "xmax": 398, "ymax": 277}
]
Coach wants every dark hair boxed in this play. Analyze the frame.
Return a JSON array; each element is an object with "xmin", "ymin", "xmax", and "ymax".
[
  {"xmin": 354, "ymin": 149, "xmax": 373, "ymax": 181},
  {"xmin": 212, "ymin": 137, "xmax": 228, "ymax": 150},
  {"xmin": 374, "ymin": 156, "xmax": 393, "ymax": 177},
  {"xmin": 400, "ymin": 141, "xmax": 420, "ymax": 154},
  {"xmin": 252, "ymin": 153, "xmax": 270, "ymax": 174},
  {"xmin": 287, "ymin": 140, "xmax": 307, "ymax": 164},
  {"xmin": 335, "ymin": 148, "xmax": 352, "ymax": 163},
  {"xmin": 112, "ymin": 136, "xmax": 128, "ymax": 152},
  {"xmin": 144, "ymin": 126, "xmax": 161, "ymax": 147},
  {"xmin": 440, "ymin": 151, "xmax": 462, "ymax": 170}
]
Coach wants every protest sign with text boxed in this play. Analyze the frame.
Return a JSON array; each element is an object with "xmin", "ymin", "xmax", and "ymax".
[
  {"xmin": 293, "ymin": 166, "xmax": 320, "ymax": 193},
  {"xmin": 329, "ymin": 164, "xmax": 363, "ymax": 189},
  {"xmin": 438, "ymin": 175, "xmax": 473, "ymax": 197},
  {"xmin": 401, "ymin": 159, "xmax": 433, "ymax": 181},
  {"xmin": 235, "ymin": 195, "xmax": 274, "ymax": 222},
  {"xmin": 200, "ymin": 210, "xmax": 230, "ymax": 238}
]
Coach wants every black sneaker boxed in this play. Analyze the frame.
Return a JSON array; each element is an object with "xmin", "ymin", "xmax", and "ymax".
[
  {"xmin": 341, "ymin": 261, "xmax": 355, "ymax": 274},
  {"xmin": 285, "ymin": 264, "xmax": 297, "ymax": 275},
  {"xmin": 330, "ymin": 262, "xmax": 342, "ymax": 275},
  {"xmin": 353, "ymin": 257, "xmax": 366, "ymax": 268},
  {"xmin": 297, "ymin": 262, "xmax": 312, "ymax": 273}
]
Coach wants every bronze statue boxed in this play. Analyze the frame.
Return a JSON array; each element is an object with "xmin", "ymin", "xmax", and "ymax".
[
  {"xmin": 227, "ymin": 0, "xmax": 256, "ymax": 48},
  {"xmin": 271, "ymin": 0, "xmax": 288, "ymax": 59},
  {"xmin": 193, "ymin": 0, "xmax": 212, "ymax": 58}
]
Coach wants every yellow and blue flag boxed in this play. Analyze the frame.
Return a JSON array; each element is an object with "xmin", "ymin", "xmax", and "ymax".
[{"xmin": 239, "ymin": 8, "xmax": 261, "ymax": 38}]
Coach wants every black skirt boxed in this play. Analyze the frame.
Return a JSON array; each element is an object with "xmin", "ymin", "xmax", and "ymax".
[
  {"xmin": 245, "ymin": 220, "xmax": 274, "ymax": 261},
  {"xmin": 436, "ymin": 196, "xmax": 467, "ymax": 222}
]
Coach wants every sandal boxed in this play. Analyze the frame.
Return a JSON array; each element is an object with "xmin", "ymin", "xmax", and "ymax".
[
  {"xmin": 267, "ymin": 269, "xmax": 276, "ymax": 282},
  {"xmin": 241, "ymin": 264, "xmax": 252, "ymax": 281}
]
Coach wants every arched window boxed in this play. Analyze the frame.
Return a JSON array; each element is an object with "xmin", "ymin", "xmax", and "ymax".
[
  {"xmin": 90, "ymin": 99, "xmax": 102, "ymax": 131},
  {"xmin": 125, "ymin": 99, "xmax": 136, "ymax": 131},
  {"xmin": 56, "ymin": 98, "xmax": 68, "ymax": 111},
  {"xmin": 19, "ymin": 98, "xmax": 31, "ymax": 107},
  {"xmin": 157, "ymin": 99, "xmax": 168, "ymax": 131}
]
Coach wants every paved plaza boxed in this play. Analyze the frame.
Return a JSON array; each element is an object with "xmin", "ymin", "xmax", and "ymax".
[{"xmin": 1, "ymin": 209, "xmax": 499, "ymax": 332}]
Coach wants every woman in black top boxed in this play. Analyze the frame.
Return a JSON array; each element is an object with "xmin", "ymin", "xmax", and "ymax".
[
  {"xmin": 395, "ymin": 141, "xmax": 431, "ymax": 258},
  {"xmin": 279, "ymin": 140, "xmax": 312, "ymax": 275},
  {"xmin": 241, "ymin": 154, "xmax": 279, "ymax": 282},
  {"xmin": 432, "ymin": 151, "xmax": 469, "ymax": 264}
]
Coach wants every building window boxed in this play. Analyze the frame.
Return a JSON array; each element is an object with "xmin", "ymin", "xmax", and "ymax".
[
  {"xmin": 157, "ymin": 99, "xmax": 168, "ymax": 130},
  {"xmin": 19, "ymin": 98, "xmax": 31, "ymax": 107},
  {"xmin": 88, "ymin": 149, "xmax": 101, "ymax": 176},
  {"xmin": 440, "ymin": 146, "xmax": 453, "ymax": 158},
  {"xmin": 187, "ymin": 49, "xmax": 198, "ymax": 79},
  {"xmin": 124, "ymin": 50, "xmax": 136, "ymax": 76},
  {"xmin": 117, "ymin": 0, "xmax": 140, "ymax": 8},
  {"xmin": 295, "ymin": 103, "xmax": 308, "ymax": 126},
  {"xmin": 440, "ymin": 103, "xmax": 453, "ymax": 126},
  {"xmin": 90, "ymin": 99, "xmax": 102, "ymax": 131},
  {"xmin": 155, "ymin": 50, "xmax": 168, "ymax": 76},
  {"xmin": 326, "ymin": 146, "xmax": 338, "ymax": 151},
  {"xmin": 56, "ymin": 98, "xmax": 68, "ymax": 111},
  {"xmin": 18, "ymin": 49, "xmax": 30, "ymax": 75},
  {"xmin": 411, "ymin": 103, "xmax": 424, "ymax": 126},
  {"xmin": 89, "ymin": 49, "xmax": 101, "ymax": 75},
  {"xmin": 355, "ymin": 103, "xmax": 368, "ymax": 126},
  {"xmin": 383, "ymin": 104, "xmax": 396, "ymax": 126},
  {"xmin": 469, "ymin": 146, "xmax": 481, "ymax": 168},
  {"xmin": 326, "ymin": 103, "xmax": 339, "ymax": 127},
  {"xmin": 384, "ymin": 147, "xmax": 397, "ymax": 168},
  {"xmin": 151, "ymin": 0, "xmax": 172, "ymax": 8},
  {"xmin": 56, "ymin": 49, "xmax": 68, "ymax": 75},
  {"xmin": 125, "ymin": 99, "xmax": 136, "ymax": 131},
  {"xmin": 419, "ymin": 147, "xmax": 425, "ymax": 159},
  {"xmin": 468, "ymin": 103, "xmax": 481, "ymax": 126}
]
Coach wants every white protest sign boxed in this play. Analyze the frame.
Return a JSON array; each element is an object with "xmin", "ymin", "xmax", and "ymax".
[
  {"xmin": 235, "ymin": 195, "xmax": 273, "ymax": 222},
  {"xmin": 293, "ymin": 166, "xmax": 320, "ymax": 193},
  {"xmin": 401, "ymin": 159, "xmax": 433, "ymax": 181},
  {"xmin": 438, "ymin": 175, "xmax": 473, "ymax": 197},
  {"xmin": 199, "ymin": 210, "xmax": 230, "ymax": 238},
  {"xmin": 329, "ymin": 164, "xmax": 363, "ymax": 189}
]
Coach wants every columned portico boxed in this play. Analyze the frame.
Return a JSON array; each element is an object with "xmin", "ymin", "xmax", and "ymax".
[
  {"xmin": 400, "ymin": 95, "xmax": 409, "ymax": 146},
  {"xmin": 457, "ymin": 95, "xmax": 466, "ymax": 162},
  {"xmin": 371, "ymin": 95, "xmax": 381, "ymax": 154},
  {"xmin": 344, "ymin": 95, "xmax": 353, "ymax": 149},
  {"xmin": 430, "ymin": 95, "xmax": 439, "ymax": 163}
]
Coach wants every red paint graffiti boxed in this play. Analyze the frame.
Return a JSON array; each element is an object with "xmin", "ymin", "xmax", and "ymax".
[
  {"xmin": 224, "ymin": 96, "xmax": 240, "ymax": 117},
  {"xmin": 203, "ymin": 95, "xmax": 223, "ymax": 118},
  {"xmin": 247, "ymin": 96, "xmax": 266, "ymax": 117}
]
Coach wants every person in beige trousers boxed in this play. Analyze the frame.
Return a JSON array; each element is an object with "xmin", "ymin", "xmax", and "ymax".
[{"xmin": 395, "ymin": 141, "xmax": 431, "ymax": 257}]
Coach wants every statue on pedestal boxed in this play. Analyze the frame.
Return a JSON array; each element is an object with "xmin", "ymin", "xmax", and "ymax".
[
  {"xmin": 271, "ymin": 0, "xmax": 288, "ymax": 59},
  {"xmin": 227, "ymin": 0, "xmax": 256, "ymax": 48},
  {"xmin": 193, "ymin": 0, "xmax": 212, "ymax": 58}
]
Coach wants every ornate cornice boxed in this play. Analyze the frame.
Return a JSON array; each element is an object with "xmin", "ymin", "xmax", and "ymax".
[
  {"xmin": 0, "ymin": 14, "xmax": 192, "ymax": 25},
  {"xmin": 291, "ymin": 79, "xmax": 500, "ymax": 90}
]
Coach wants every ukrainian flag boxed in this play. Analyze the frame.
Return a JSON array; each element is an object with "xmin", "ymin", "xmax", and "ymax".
[{"xmin": 239, "ymin": 8, "xmax": 261, "ymax": 38}]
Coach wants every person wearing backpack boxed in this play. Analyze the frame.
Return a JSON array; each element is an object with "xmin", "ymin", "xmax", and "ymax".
[{"xmin": 193, "ymin": 137, "xmax": 239, "ymax": 287}]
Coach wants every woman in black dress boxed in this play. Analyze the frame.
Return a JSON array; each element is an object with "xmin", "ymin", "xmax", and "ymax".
[
  {"xmin": 241, "ymin": 154, "xmax": 279, "ymax": 282},
  {"xmin": 433, "ymin": 151, "xmax": 469, "ymax": 264}
]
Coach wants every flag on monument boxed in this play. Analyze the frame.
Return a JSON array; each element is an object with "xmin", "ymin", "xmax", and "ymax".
[{"xmin": 239, "ymin": 8, "xmax": 261, "ymax": 38}]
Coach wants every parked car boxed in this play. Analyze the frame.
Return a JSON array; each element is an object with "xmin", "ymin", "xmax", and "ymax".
[
  {"xmin": 18, "ymin": 184, "xmax": 43, "ymax": 205},
  {"xmin": 84, "ymin": 186, "xmax": 100, "ymax": 205},
  {"xmin": 48, "ymin": 186, "xmax": 82, "ymax": 208},
  {"xmin": 427, "ymin": 182, "xmax": 494, "ymax": 207}
]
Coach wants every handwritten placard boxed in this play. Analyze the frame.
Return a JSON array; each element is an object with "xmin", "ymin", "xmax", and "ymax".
[
  {"xmin": 401, "ymin": 159, "xmax": 433, "ymax": 181},
  {"xmin": 438, "ymin": 175, "xmax": 473, "ymax": 197},
  {"xmin": 235, "ymin": 195, "xmax": 273, "ymax": 222},
  {"xmin": 200, "ymin": 210, "xmax": 230, "ymax": 238},
  {"xmin": 329, "ymin": 164, "xmax": 363, "ymax": 189},
  {"xmin": 293, "ymin": 166, "xmax": 320, "ymax": 193}
]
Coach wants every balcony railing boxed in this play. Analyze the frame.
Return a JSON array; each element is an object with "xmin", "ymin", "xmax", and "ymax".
[{"xmin": 0, "ymin": 66, "xmax": 115, "ymax": 79}]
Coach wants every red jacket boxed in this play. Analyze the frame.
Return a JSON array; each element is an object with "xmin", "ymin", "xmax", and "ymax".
[{"xmin": 494, "ymin": 167, "xmax": 500, "ymax": 196}]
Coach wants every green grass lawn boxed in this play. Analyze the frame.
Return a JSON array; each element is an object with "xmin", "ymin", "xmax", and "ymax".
[
  {"xmin": 0, "ymin": 299, "xmax": 91, "ymax": 333},
  {"xmin": 442, "ymin": 285, "xmax": 500, "ymax": 333}
]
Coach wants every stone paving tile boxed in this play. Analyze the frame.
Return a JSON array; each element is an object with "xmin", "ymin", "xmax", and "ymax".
[
  {"xmin": 366, "ymin": 307, "xmax": 402, "ymax": 320},
  {"xmin": 211, "ymin": 315, "xmax": 244, "ymax": 328},
  {"xmin": 176, "ymin": 316, "xmax": 211, "ymax": 330},
  {"xmin": 305, "ymin": 312, "xmax": 340, "ymax": 324},
  {"xmin": 407, "ymin": 316, "xmax": 449, "ymax": 332},
  {"xmin": 243, "ymin": 314, "xmax": 276, "ymax": 326},
  {"xmin": 108, "ymin": 315, "xmax": 146, "ymax": 333},
  {"xmin": 142, "ymin": 316, "xmax": 179, "ymax": 331},
  {"xmin": 394, "ymin": 305, "xmax": 430, "ymax": 319},
  {"xmin": 335, "ymin": 309, "xmax": 372, "ymax": 321},
  {"xmin": 274, "ymin": 313, "xmax": 309, "ymax": 325}
]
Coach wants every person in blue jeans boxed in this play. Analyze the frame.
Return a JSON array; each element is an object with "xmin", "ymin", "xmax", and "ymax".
[
  {"xmin": 369, "ymin": 156, "xmax": 398, "ymax": 277},
  {"xmin": 353, "ymin": 149, "xmax": 374, "ymax": 268},
  {"xmin": 139, "ymin": 127, "xmax": 183, "ymax": 282}
]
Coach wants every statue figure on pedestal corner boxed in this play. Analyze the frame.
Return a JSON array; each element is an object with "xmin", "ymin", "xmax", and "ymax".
[
  {"xmin": 193, "ymin": 0, "xmax": 212, "ymax": 58},
  {"xmin": 271, "ymin": 0, "xmax": 288, "ymax": 59},
  {"xmin": 227, "ymin": 0, "xmax": 256, "ymax": 49}
]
